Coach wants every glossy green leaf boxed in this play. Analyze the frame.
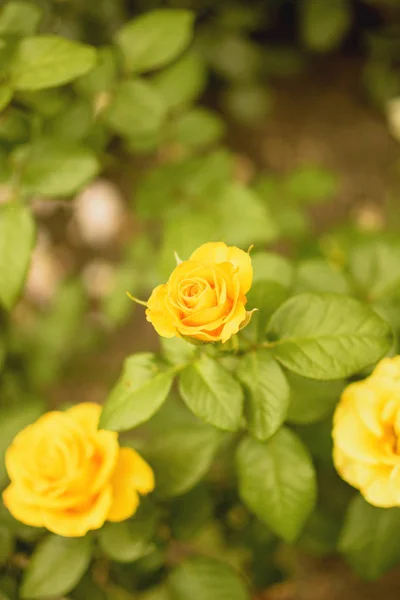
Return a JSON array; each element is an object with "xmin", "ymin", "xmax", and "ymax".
[
  {"xmin": 0, "ymin": 202, "xmax": 35, "ymax": 310},
  {"xmin": 238, "ymin": 351, "xmax": 290, "ymax": 441},
  {"xmin": 170, "ymin": 485, "xmax": 213, "ymax": 540},
  {"xmin": 74, "ymin": 46, "xmax": 119, "ymax": 97},
  {"xmin": 216, "ymin": 183, "xmax": 277, "ymax": 247},
  {"xmin": 105, "ymin": 79, "xmax": 166, "ymax": 138},
  {"xmin": 0, "ymin": 85, "xmax": 12, "ymax": 111},
  {"xmin": 339, "ymin": 494, "xmax": 400, "ymax": 580},
  {"xmin": 169, "ymin": 557, "xmax": 249, "ymax": 600},
  {"xmin": 11, "ymin": 36, "xmax": 96, "ymax": 90},
  {"xmin": 349, "ymin": 240, "xmax": 400, "ymax": 302},
  {"xmin": 246, "ymin": 280, "xmax": 288, "ymax": 338},
  {"xmin": 99, "ymin": 502, "xmax": 158, "ymax": 563},
  {"xmin": 144, "ymin": 424, "xmax": 221, "ymax": 498},
  {"xmin": 100, "ymin": 353, "xmax": 175, "ymax": 432},
  {"xmin": 45, "ymin": 98, "xmax": 92, "ymax": 142},
  {"xmin": 175, "ymin": 108, "xmax": 225, "ymax": 148},
  {"xmin": 223, "ymin": 84, "xmax": 272, "ymax": 124},
  {"xmin": 283, "ymin": 165, "xmax": 338, "ymax": 204},
  {"xmin": 21, "ymin": 535, "xmax": 92, "ymax": 599},
  {"xmin": 152, "ymin": 51, "xmax": 206, "ymax": 110},
  {"xmin": 295, "ymin": 259, "xmax": 350, "ymax": 295},
  {"xmin": 267, "ymin": 292, "xmax": 392, "ymax": 380},
  {"xmin": 21, "ymin": 139, "xmax": 99, "ymax": 196},
  {"xmin": 237, "ymin": 429, "xmax": 317, "ymax": 541},
  {"xmin": 179, "ymin": 356, "xmax": 244, "ymax": 431},
  {"xmin": 286, "ymin": 372, "xmax": 344, "ymax": 424},
  {"xmin": 251, "ymin": 252, "xmax": 294, "ymax": 288},
  {"xmin": 160, "ymin": 337, "xmax": 197, "ymax": 366},
  {"xmin": 0, "ymin": 526, "xmax": 14, "ymax": 567},
  {"xmin": 301, "ymin": 0, "xmax": 351, "ymax": 52},
  {"xmin": 116, "ymin": 10, "xmax": 194, "ymax": 73},
  {"xmin": 0, "ymin": 1, "xmax": 42, "ymax": 36}
]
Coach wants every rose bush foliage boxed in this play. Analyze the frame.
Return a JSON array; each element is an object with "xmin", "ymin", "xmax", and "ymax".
[{"xmin": 1, "ymin": 0, "xmax": 400, "ymax": 598}]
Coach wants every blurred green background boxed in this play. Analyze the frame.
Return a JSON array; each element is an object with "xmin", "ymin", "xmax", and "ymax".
[{"xmin": 1, "ymin": 0, "xmax": 400, "ymax": 598}]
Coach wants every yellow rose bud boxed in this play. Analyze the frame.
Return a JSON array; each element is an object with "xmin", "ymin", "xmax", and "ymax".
[
  {"xmin": 2, "ymin": 403, "xmax": 154, "ymax": 537},
  {"xmin": 333, "ymin": 356, "xmax": 400, "ymax": 507},
  {"xmin": 145, "ymin": 242, "xmax": 254, "ymax": 343}
]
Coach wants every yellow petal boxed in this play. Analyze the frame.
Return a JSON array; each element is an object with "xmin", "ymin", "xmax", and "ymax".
[
  {"xmin": 220, "ymin": 301, "xmax": 246, "ymax": 343},
  {"xmin": 66, "ymin": 402, "xmax": 102, "ymax": 431},
  {"xmin": 190, "ymin": 242, "xmax": 253, "ymax": 295},
  {"xmin": 43, "ymin": 485, "xmax": 113, "ymax": 537},
  {"xmin": 146, "ymin": 284, "xmax": 176, "ymax": 338},
  {"xmin": 333, "ymin": 406, "xmax": 381, "ymax": 464},
  {"xmin": 362, "ymin": 469, "xmax": 398, "ymax": 508},
  {"xmin": 107, "ymin": 448, "xmax": 154, "ymax": 523},
  {"xmin": 2, "ymin": 484, "xmax": 44, "ymax": 528}
]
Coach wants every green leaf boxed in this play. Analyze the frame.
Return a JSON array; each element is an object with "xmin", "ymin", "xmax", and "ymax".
[
  {"xmin": 100, "ymin": 264, "xmax": 137, "ymax": 326},
  {"xmin": 74, "ymin": 46, "xmax": 119, "ymax": 97},
  {"xmin": 105, "ymin": 79, "xmax": 166, "ymax": 138},
  {"xmin": 98, "ymin": 501, "xmax": 158, "ymax": 563},
  {"xmin": 15, "ymin": 88, "xmax": 69, "ymax": 117},
  {"xmin": 297, "ymin": 508, "xmax": 339, "ymax": 556},
  {"xmin": 267, "ymin": 292, "xmax": 392, "ymax": 380},
  {"xmin": 152, "ymin": 51, "xmax": 206, "ymax": 110},
  {"xmin": 0, "ymin": 1, "xmax": 42, "ymax": 36},
  {"xmin": 20, "ymin": 535, "xmax": 92, "ymax": 599},
  {"xmin": 246, "ymin": 281, "xmax": 288, "ymax": 338},
  {"xmin": 349, "ymin": 240, "xmax": 400, "ymax": 302},
  {"xmin": 0, "ymin": 108, "xmax": 29, "ymax": 143},
  {"xmin": 283, "ymin": 165, "xmax": 338, "ymax": 204},
  {"xmin": 100, "ymin": 353, "xmax": 175, "ymax": 432},
  {"xmin": 0, "ymin": 202, "xmax": 35, "ymax": 310},
  {"xmin": 251, "ymin": 252, "xmax": 294, "ymax": 288},
  {"xmin": 175, "ymin": 108, "xmax": 225, "ymax": 148},
  {"xmin": 0, "ymin": 526, "xmax": 14, "ymax": 567},
  {"xmin": 170, "ymin": 485, "xmax": 213, "ymax": 540},
  {"xmin": 71, "ymin": 575, "xmax": 107, "ymax": 600},
  {"xmin": 295, "ymin": 259, "xmax": 350, "ymax": 295},
  {"xmin": 339, "ymin": 494, "xmax": 400, "ymax": 580},
  {"xmin": 0, "ymin": 399, "xmax": 45, "ymax": 487},
  {"xmin": 222, "ymin": 84, "xmax": 272, "ymax": 125},
  {"xmin": 237, "ymin": 429, "xmax": 316, "ymax": 541},
  {"xmin": 273, "ymin": 205, "xmax": 309, "ymax": 240},
  {"xmin": 216, "ymin": 183, "xmax": 277, "ymax": 247},
  {"xmin": 0, "ymin": 85, "xmax": 12, "ymax": 112},
  {"xmin": 21, "ymin": 139, "xmax": 99, "ymax": 197},
  {"xmin": 0, "ymin": 574, "xmax": 17, "ymax": 600},
  {"xmin": 0, "ymin": 340, "xmax": 5, "ymax": 374},
  {"xmin": 45, "ymin": 98, "xmax": 93, "ymax": 143},
  {"xmin": 143, "ymin": 424, "xmax": 221, "ymax": 498},
  {"xmin": 160, "ymin": 337, "xmax": 197, "ymax": 366},
  {"xmin": 286, "ymin": 372, "xmax": 344, "ymax": 424},
  {"xmin": 11, "ymin": 35, "xmax": 96, "ymax": 91},
  {"xmin": 116, "ymin": 9, "xmax": 194, "ymax": 73},
  {"xmin": 202, "ymin": 33, "xmax": 262, "ymax": 82},
  {"xmin": 238, "ymin": 351, "xmax": 290, "ymax": 441},
  {"xmin": 169, "ymin": 557, "xmax": 250, "ymax": 600},
  {"xmin": 301, "ymin": 0, "xmax": 351, "ymax": 52},
  {"xmin": 160, "ymin": 209, "xmax": 219, "ymax": 278},
  {"xmin": 179, "ymin": 356, "xmax": 244, "ymax": 431}
]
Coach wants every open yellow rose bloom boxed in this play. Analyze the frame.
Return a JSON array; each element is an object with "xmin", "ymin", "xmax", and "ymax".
[
  {"xmin": 333, "ymin": 356, "xmax": 400, "ymax": 507},
  {"xmin": 2, "ymin": 403, "xmax": 154, "ymax": 537},
  {"xmin": 145, "ymin": 241, "xmax": 254, "ymax": 343}
]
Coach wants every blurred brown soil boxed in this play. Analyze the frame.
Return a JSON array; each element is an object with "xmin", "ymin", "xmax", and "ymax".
[
  {"xmin": 50, "ymin": 56, "xmax": 400, "ymax": 599},
  {"xmin": 256, "ymin": 556, "xmax": 400, "ymax": 600}
]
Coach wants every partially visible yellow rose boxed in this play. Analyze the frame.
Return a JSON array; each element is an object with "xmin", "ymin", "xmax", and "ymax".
[
  {"xmin": 145, "ymin": 242, "xmax": 253, "ymax": 343},
  {"xmin": 333, "ymin": 356, "xmax": 400, "ymax": 507},
  {"xmin": 2, "ymin": 403, "xmax": 154, "ymax": 537}
]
